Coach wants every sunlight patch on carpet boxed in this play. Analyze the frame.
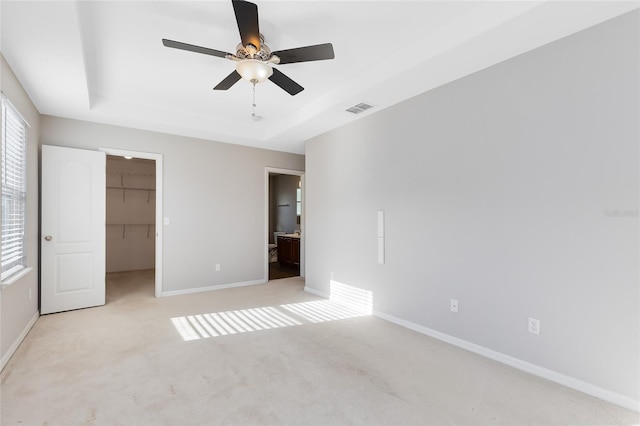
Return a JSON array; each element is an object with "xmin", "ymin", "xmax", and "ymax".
[
  {"xmin": 171, "ymin": 297, "xmax": 372, "ymax": 341},
  {"xmin": 171, "ymin": 306, "xmax": 302, "ymax": 341},
  {"xmin": 329, "ymin": 280, "xmax": 373, "ymax": 315},
  {"xmin": 280, "ymin": 300, "xmax": 368, "ymax": 323}
]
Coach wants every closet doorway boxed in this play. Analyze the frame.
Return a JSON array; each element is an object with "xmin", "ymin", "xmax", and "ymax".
[
  {"xmin": 265, "ymin": 168, "xmax": 304, "ymax": 281},
  {"xmin": 102, "ymin": 148, "xmax": 163, "ymax": 299}
]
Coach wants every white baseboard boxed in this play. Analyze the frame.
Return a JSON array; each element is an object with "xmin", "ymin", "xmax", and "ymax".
[
  {"xmin": 373, "ymin": 310, "xmax": 640, "ymax": 413},
  {"xmin": 162, "ymin": 279, "xmax": 265, "ymax": 297},
  {"xmin": 1, "ymin": 310, "xmax": 39, "ymax": 372},
  {"xmin": 304, "ymin": 286, "xmax": 328, "ymax": 298}
]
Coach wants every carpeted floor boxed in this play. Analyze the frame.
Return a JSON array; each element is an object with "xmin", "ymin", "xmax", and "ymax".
[{"xmin": 1, "ymin": 270, "xmax": 638, "ymax": 425}]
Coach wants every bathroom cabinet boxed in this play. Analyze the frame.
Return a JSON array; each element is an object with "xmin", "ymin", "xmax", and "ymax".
[{"xmin": 277, "ymin": 235, "xmax": 300, "ymax": 268}]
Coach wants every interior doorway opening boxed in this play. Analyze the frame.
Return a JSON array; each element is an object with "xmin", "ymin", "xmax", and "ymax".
[
  {"xmin": 265, "ymin": 168, "xmax": 304, "ymax": 282},
  {"xmin": 105, "ymin": 155, "xmax": 156, "ymax": 301},
  {"xmin": 101, "ymin": 148, "xmax": 163, "ymax": 297}
]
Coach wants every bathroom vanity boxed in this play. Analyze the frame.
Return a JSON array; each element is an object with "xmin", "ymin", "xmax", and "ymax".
[{"xmin": 277, "ymin": 234, "xmax": 300, "ymax": 268}]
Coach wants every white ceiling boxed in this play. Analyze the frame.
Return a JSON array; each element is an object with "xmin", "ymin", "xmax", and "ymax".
[{"xmin": 1, "ymin": 1, "xmax": 637, "ymax": 154}]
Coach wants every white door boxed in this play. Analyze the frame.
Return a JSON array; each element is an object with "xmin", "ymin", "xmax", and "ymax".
[{"xmin": 41, "ymin": 145, "xmax": 106, "ymax": 314}]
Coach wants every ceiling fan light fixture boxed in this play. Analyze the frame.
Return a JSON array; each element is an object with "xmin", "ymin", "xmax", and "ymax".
[{"xmin": 236, "ymin": 59, "xmax": 273, "ymax": 84}]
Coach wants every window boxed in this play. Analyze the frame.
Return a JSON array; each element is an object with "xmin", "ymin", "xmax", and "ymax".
[{"xmin": 1, "ymin": 94, "xmax": 28, "ymax": 281}]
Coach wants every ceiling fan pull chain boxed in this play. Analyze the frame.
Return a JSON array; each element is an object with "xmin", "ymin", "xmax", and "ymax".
[
  {"xmin": 253, "ymin": 82, "xmax": 256, "ymax": 112},
  {"xmin": 251, "ymin": 82, "xmax": 261, "ymax": 121}
]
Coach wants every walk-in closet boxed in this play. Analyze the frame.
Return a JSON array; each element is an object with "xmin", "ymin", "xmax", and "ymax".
[{"xmin": 105, "ymin": 155, "xmax": 156, "ymax": 301}]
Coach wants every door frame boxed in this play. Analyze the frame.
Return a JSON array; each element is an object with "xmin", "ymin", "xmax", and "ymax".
[
  {"xmin": 265, "ymin": 167, "xmax": 305, "ymax": 281},
  {"xmin": 100, "ymin": 148, "xmax": 163, "ymax": 297}
]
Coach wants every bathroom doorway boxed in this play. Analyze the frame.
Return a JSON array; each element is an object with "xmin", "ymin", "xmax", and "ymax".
[{"xmin": 265, "ymin": 168, "xmax": 304, "ymax": 281}]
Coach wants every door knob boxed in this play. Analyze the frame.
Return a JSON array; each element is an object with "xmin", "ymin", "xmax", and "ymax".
[{"xmin": 44, "ymin": 236, "xmax": 53, "ymax": 241}]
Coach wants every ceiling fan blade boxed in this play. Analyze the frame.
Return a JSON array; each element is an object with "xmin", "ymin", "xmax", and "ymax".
[
  {"xmin": 162, "ymin": 39, "xmax": 230, "ymax": 58},
  {"xmin": 272, "ymin": 43, "xmax": 335, "ymax": 64},
  {"xmin": 232, "ymin": 0, "xmax": 261, "ymax": 50},
  {"xmin": 214, "ymin": 71, "xmax": 242, "ymax": 90},
  {"xmin": 269, "ymin": 68, "xmax": 304, "ymax": 96}
]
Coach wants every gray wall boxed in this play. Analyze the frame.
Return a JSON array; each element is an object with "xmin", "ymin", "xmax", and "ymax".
[
  {"xmin": 40, "ymin": 116, "xmax": 304, "ymax": 292},
  {"xmin": 305, "ymin": 11, "xmax": 639, "ymax": 404},
  {"xmin": 0, "ymin": 55, "xmax": 40, "ymax": 364}
]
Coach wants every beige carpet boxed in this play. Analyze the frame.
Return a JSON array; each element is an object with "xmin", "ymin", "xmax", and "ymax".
[{"xmin": 1, "ymin": 270, "xmax": 638, "ymax": 425}]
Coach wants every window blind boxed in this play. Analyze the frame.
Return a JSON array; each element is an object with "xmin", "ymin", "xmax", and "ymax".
[{"xmin": 1, "ymin": 95, "xmax": 27, "ymax": 281}]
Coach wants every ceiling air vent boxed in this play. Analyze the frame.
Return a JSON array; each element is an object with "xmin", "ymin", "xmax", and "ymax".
[{"xmin": 346, "ymin": 102, "xmax": 374, "ymax": 114}]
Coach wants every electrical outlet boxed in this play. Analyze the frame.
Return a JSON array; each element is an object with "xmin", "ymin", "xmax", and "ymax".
[
  {"xmin": 528, "ymin": 317, "xmax": 540, "ymax": 335},
  {"xmin": 450, "ymin": 299, "xmax": 459, "ymax": 313},
  {"xmin": 215, "ymin": 264, "xmax": 221, "ymax": 272}
]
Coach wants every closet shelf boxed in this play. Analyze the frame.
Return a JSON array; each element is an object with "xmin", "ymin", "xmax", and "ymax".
[
  {"xmin": 107, "ymin": 186, "xmax": 156, "ymax": 191},
  {"xmin": 107, "ymin": 171, "xmax": 155, "ymax": 177},
  {"xmin": 107, "ymin": 186, "xmax": 155, "ymax": 203},
  {"xmin": 106, "ymin": 223, "xmax": 155, "ymax": 239},
  {"xmin": 106, "ymin": 223, "xmax": 155, "ymax": 226}
]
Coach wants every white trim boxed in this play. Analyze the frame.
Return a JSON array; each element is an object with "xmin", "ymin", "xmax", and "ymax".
[
  {"xmin": 0, "ymin": 266, "xmax": 33, "ymax": 288},
  {"xmin": 162, "ymin": 279, "xmax": 265, "ymax": 297},
  {"xmin": 264, "ymin": 167, "xmax": 305, "ymax": 282},
  {"xmin": 0, "ymin": 311, "xmax": 38, "ymax": 372},
  {"xmin": 99, "ymin": 148, "xmax": 163, "ymax": 298},
  {"xmin": 373, "ymin": 310, "xmax": 640, "ymax": 413},
  {"xmin": 304, "ymin": 286, "xmax": 328, "ymax": 298}
]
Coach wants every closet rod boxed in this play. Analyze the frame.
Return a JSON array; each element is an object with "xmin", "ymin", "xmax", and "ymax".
[
  {"xmin": 106, "ymin": 224, "xmax": 155, "ymax": 226},
  {"xmin": 106, "ymin": 171, "xmax": 155, "ymax": 177},
  {"xmin": 106, "ymin": 186, "xmax": 156, "ymax": 191},
  {"xmin": 106, "ymin": 224, "xmax": 155, "ymax": 239}
]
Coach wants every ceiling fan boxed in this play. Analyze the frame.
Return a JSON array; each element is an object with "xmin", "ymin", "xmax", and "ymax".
[{"xmin": 162, "ymin": 0, "xmax": 335, "ymax": 96}]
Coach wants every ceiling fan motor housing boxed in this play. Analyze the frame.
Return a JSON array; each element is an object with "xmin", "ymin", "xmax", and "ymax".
[{"xmin": 236, "ymin": 36, "xmax": 272, "ymax": 61}]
